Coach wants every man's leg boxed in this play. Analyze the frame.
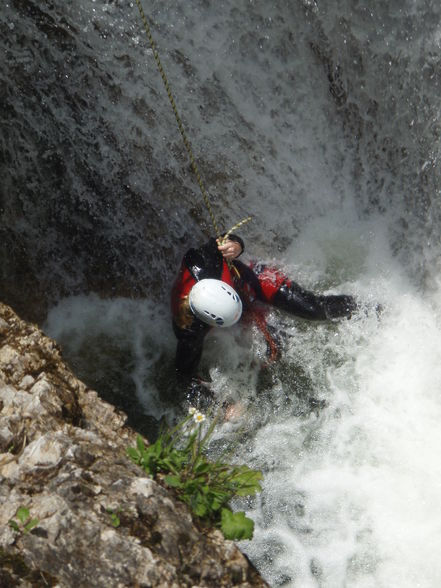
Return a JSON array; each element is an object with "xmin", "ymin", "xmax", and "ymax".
[{"xmin": 272, "ymin": 281, "xmax": 357, "ymax": 320}]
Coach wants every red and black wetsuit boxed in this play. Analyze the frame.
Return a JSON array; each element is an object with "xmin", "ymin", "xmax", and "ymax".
[{"xmin": 171, "ymin": 236, "xmax": 357, "ymax": 377}]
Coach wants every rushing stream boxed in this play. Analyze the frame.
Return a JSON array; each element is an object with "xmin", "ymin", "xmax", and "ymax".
[{"xmin": 4, "ymin": 0, "xmax": 441, "ymax": 586}]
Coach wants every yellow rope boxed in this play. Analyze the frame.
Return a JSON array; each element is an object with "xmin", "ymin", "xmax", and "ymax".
[
  {"xmin": 220, "ymin": 216, "xmax": 253, "ymax": 245},
  {"xmin": 134, "ymin": 0, "xmax": 222, "ymax": 238},
  {"xmin": 134, "ymin": 0, "xmax": 253, "ymax": 285}
]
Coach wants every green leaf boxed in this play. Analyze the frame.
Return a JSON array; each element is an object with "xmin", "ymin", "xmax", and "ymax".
[
  {"xmin": 191, "ymin": 498, "xmax": 208, "ymax": 518},
  {"xmin": 234, "ymin": 480, "xmax": 262, "ymax": 496},
  {"xmin": 208, "ymin": 489, "xmax": 230, "ymax": 511},
  {"xmin": 228, "ymin": 469, "xmax": 263, "ymax": 496},
  {"xmin": 126, "ymin": 447, "xmax": 140, "ymax": 462},
  {"xmin": 136, "ymin": 435, "xmax": 145, "ymax": 453},
  {"xmin": 164, "ymin": 475, "xmax": 184, "ymax": 489},
  {"xmin": 16, "ymin": 507, "xmax": 30, "ymax": 524},
  {"xmin": 23, "ymin": 519, "xmax": 39, "ymax": 534},
  {"xmin": 220, "ymin": 509, "xmax": 254, "ymax": 541},
  {"xmin": 151, "ymin": 437, "xmax": 163, "ymax": 457},
  {"xmin": 194, "ymin": 460, "xmax": 211, "ymax": 474},
  {"xmin": 8, "ymin": 520, "xmax": 19, "ymax": 532},
  {"xmin": 161, "ymin": 450, "xmax": 186, "ymax": 473},
  {"xmin": 182, "ymin": 479, "xmax": 199, "ymax": 494}
]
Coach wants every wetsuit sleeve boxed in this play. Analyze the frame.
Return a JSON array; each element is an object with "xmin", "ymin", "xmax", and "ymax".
[
  {"xmin": 272, "ymin": 281, "xmax": 357, "ymax": 320},
  {"xmin": 243, "ymin": 262, "xmax": 356, "ymax": 319}
]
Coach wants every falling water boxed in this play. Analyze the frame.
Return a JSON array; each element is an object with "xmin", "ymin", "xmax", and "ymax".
[{"xmin": 3, "ymin": 0, "xmax": 441, "ymax": 586}]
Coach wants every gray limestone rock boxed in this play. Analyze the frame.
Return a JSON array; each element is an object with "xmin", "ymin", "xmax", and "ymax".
[{"xmin": 0, "ymin": 302, "xmax": 268, "ymax": 588}]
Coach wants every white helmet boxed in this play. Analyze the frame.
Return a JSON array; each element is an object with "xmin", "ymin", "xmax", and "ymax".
[{"xmin": 189, "ymin": 279, "xmax": 242, "ymax": 328}]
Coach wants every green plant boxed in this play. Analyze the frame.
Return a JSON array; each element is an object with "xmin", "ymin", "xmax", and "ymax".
[
  {"xmin": 8, "ymin": 506, "xmax": 39, "ymax": 535},
  {"xmin": 127, "ymin": 409, "xmax": 262, "ymax": 540},
  {"xmin": 106, "ymin": 507, "xmax": 121, "ymax": 528}
]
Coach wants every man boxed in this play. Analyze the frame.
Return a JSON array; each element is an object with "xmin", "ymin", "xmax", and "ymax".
[{"xmin": 171, "ymin": 235, "xmax": 357, "ymax": 382}]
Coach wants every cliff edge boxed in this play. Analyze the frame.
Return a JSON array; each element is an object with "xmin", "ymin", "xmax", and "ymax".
[{"xmin": 0, "ymin": 302, "xmax": 268, "ymax": 588}]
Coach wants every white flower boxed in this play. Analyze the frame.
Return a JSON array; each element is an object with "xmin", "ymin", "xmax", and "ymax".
[
  {"xmin": 193, "ymin": 412, "xmax": 206, "ymax": 424},
  {"xmin": 188, "ymin": 406, "xmax": 197, "ymax": 415}
]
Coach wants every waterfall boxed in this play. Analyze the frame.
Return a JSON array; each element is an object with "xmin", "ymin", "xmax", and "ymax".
[{"xmin": 3, "ymin": 0, "xmax": 441, "ymax": 585}]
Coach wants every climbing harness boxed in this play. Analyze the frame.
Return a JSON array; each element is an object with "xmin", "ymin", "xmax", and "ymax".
[{"xmin": 134, "ymin": 0, "xmax": 251, "ymax": 245}]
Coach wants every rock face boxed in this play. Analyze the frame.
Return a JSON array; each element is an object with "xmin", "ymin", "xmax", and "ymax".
[{"xmin": 0, "ymin": 302, "xmax": 268, "ymax": 588}]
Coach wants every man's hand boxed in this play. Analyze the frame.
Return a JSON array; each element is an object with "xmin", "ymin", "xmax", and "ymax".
[{"xmin": 217, "ymin": 239, "xmax": 242, "ymax": 261}]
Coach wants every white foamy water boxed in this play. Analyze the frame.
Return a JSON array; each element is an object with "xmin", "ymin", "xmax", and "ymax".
[{"xmin": 240, "ymin": 286, "xmax": 441, "ymax": 587}]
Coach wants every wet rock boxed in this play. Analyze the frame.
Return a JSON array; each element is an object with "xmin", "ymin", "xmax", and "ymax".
[{"xmin": 0, "ymin": 302, "xmax": 268, "ymax": 588}]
